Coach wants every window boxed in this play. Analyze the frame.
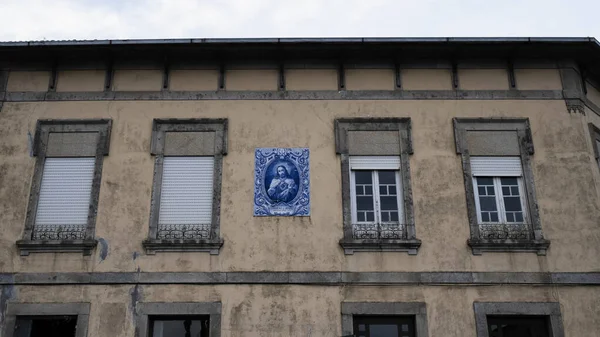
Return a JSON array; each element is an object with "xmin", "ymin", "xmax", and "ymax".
[
  {"xmin": 150, "ymin": 316, "xmax": 210, "ymax": 337},
  {"xmin": 136, "ymin": 302, "xmax": 221, "ymax": 337},
  {"xmin": 143, "ymin": 119, "xmax": 227, "ymax": 255},
  {"xmin": 335, "ymin": 118, "xmax": 421, "ymax": 255},
  {"xmin": 350, "ymin": 156, "xmax": 404, "ymax": 238},
  {"xmin": 473, "ymin": 302, "xmax": 564, "ymax": 337},
  {"xmin": 487, "ymin": 316, "xmax": 550, "ymax": 337},
  {"xmin": 17, "ymin": 119, "xmax": 112, "ymax": 256},
  {"xmin": 453, "ymin": 118, "xmax": 549, "ymax": 255},
  {"xmin": 341, "ymin": 302, "xmax": 428, "ymax": 337},
  {"xmin": 353, "ymin": 316, "xmax": 415, "ymax": 337},
  {"xmin": 2, "ymin": 303, "xmax": 90, "ymax": 337}
]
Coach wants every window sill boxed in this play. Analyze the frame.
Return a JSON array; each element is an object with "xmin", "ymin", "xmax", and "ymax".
[
  {"xmin": 468, "ymin": 239, "xmax": 550, "ymax": 256},
  {"xmin": 142, "ymin": 238, "xmax": 224, "ymax": 255},
  {"xmin": 339, "ymin": 239, "xmax": 422, "ymax": 255},
  {"xmin": 16, "ymin": 239, "xmax": 98, "ymax": 256}
]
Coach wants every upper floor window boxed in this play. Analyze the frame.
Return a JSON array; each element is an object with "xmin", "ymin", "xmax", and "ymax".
[
  {"xmin": 142, "ymin": 119, "xmax": 227, "ymax": 255},
  {"xmin": 17, "ymin": 119, "xmax": 112, "ymax": 256},
  {"xmin": 453, "ymin": 118, "xmax": 549, "ymax": 255},
  {"xmin": 335, "ymin": 118, "xmax": 421, "ymax": 255}
]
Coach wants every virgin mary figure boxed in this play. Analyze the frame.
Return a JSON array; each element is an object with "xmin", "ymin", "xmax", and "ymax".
[{"xmin": 267, "ymin": 165, "xmax": 298, "ymax": 203}]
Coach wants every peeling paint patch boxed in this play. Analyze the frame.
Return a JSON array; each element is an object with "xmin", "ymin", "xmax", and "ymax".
[{"xmin": 98, "ymin": 238, "xmax": 109, "ymax": 262}]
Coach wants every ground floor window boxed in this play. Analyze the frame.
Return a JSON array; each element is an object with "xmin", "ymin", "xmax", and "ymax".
[
  {"xmin": 487, "ymin": 316, "xmax": 550, "ymax": 337},
  {"xmin": 353, "ymin": 316, "xmax": 415, "ymax": 337},
  {"xmin": 150, "ymin": 316, "xmax": 210, "ymax": 337},
  {"xmin": 14, "ymin": 316, "xmax": 78, "ymax": 337}
]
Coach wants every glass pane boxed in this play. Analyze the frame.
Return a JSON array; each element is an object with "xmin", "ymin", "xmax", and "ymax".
[
  {"xmin": 511, "ymin": 186, "xmax": 519, "ymax": 195},
  {"xmin": 20, "ymin": 316, "xmax": 78, "ymax": 337},
  {"xmin": 365, "ymin": 186, "xmax": 373, "ymax": 195},
  {"xmin": 506, "ymin": 213, "xmax": 515, "ymax": 222},
  {"xmin": 478, "ymin": 186, "xmax": 486, "ymax": 195},
  {"xmin": 357, "ymin": 213, "xmax": 365, "ymax": 222},
  {"xmin": 357, "ymin": 196, "xmax": 374, "ymax": 210},
  {"xmin": 503, "ymin": 197, "xmax": 523, "ymax": 212},
  {"xmin": 480, "ymin": 197, "xmax": 498, "ymax": 211},
  {"xmin": 366, "ymin": 212, "xmax": 375, "ymax": 222},
  {"xmin": 152, "ymin": 318, "xmax": 207, "ymax": 337},
  {"xmin": 500, "ymin": 177, "xmax": 518, "ymax": 185},
  {"xmin": 402, "ymin": 324, "xmax": 409, "ymax": 332},
  {"xmin": 477, "ymin": 177, "xmax": 494, "ymax": 185},
  {"xmin": 389, "ymin": 187, "xmax": 396, "ymax": 195},
  {"xmin": 390, "ymin": 212, "xmax": 399, "ymax": 222},
  {"xmin": 486, "ymin": 186, "xmax": 495, "ymax": 195},
  {"xmin": 378, "ymin": 171, "xmax": 396, "ymax": 184},
  {"xmin": 356, "ymin": 186, "xmax": 364, "ymax": 195},
  {"xmin": 502, "ymin": 186, "xmax": 510, "ymax": 195},
  {"xmin": 380, "ymin": 186, "xmax": 387, "ymax": 195},
  {"xmin": 370, "ymin": 324, "xmax": 399, "ymax": 337},
  {"xmin": 482, "ymin": 213, "xmax": 490, "ymax": 222},
  {"xmin": 490, "ymin": 213, "xmax": 499, "ymax": 222},
  {"xmin": 487, "ymin": 316, "xmax": 549, "ymax": 337},
  {"xmin": 515, "ymin": 213, "xmax": 524, "ymax": 222},
  {"xmin": 380, "ymin": 196, "xmax": 399, "ymax": 211},
  {"xmin": 355, "ymin": 171, "xmax": 373, "ymax": 184},
  {"xmin": 381, "ymin": 212, "xmax": 389, "ymax": 222},
  {"xmin": 359, "ymin": 324, "xmax": 366, "ymax": 332}
]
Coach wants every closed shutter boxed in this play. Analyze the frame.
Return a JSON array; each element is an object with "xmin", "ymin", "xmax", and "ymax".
[
  {"xmin": 35, "ymin": 157, "xmax": 95, "ymax": 226},
  {"xmin": 349, "ymin": 156, "xmax": 401, "ymax": 170},
  {"xmin": 158, "ymin": 157, "xmax": 214, "ymax": 225},
  {"xmin": 470, "ymin": 156, "xmax": 522, "ymax": 176}
]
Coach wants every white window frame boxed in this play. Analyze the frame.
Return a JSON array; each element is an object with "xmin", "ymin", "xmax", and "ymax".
[
  {"xmin": 349, "ymin": 156, "xmax": 404, "ymax": 225},
  {"xmin": 471, "ymin": 156, "xmax": 528, "ymax": 225}
]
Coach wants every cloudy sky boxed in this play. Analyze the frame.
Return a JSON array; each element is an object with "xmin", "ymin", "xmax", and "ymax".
[{"xmin": 0, "ymin": 0, "xmax": 598, "ymax": 41}]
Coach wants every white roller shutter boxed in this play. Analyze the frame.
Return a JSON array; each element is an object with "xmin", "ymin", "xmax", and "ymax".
[
  {"xmin": 35, "ymin": 157, "xmax": 95, "ymax": 226},
  {"xmin": 470, "ymin": 156, "xmax": 522, "ymax": 176},
  {"xmin": 349, "ymin": 156, "xmax": 401, "ymax": 170},
  {"xmin": 158, "ymin": 157, "xmax": 214, "ymax": 225}
]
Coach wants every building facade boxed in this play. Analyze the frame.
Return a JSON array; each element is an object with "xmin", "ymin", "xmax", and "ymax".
[{"xmin": 0, "ymin": 37, "xmax": 600, "ymax": 337}]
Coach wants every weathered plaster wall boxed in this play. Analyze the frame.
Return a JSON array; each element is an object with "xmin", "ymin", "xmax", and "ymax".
[
  {"xmin": 515, "ymin": 69, "xmax": 562, "ymax": 90},
  {"xmin": 112, "ymin": 70, "xmax": 162, "ymax": 91},
  {"xmin": 285, "ymin": 69, "xmax": 338, "ymax": 90},
  {"xmin": 6, "ymin": 71, "xmax": 50, "ymax": 92},
  {"xmin": 56, "ymin": 70, "xmax": 105, "ymax": 92},
  {"xmin": 169, "ymin": 70, "xmax": 219, "ymax": 91},
  {"xmin": 401, "ymin": 69, "xmax": 452, "ymax": 90},
  {"xmin": 4, "ymin": 284, "xmax": 600, "ymax": 337},
  {"xmin": 458, "ymin": 69, "xmax": 508, "ymax": 90},
  {"xmin": 345, "ymin": 69, "xmax": 394, "ymax": 90},
  {"xmin": 225, "ymin": 70, "xmax": 278, "ymax": 91},
  {"xmin": 0, "ymin": 96, "xmax": 599, "ymax": 273}
]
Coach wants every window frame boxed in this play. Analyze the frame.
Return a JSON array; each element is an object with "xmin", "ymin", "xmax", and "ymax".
[
  {"xmin": 589, "ymin": 123, "xmax": 600, "ymax": 170},
  {"xmin": 17, "ymin": 119, "xmax": 112, "ymax": 256},
  {"xmin": 1, "ymin": 303, "xmax": 90, "ymax": 337},
  {"xmin": 335, "ymin": 118, "xmax": 421, "ymax": 255},
  {"xmin": 472, "ymin": 176, "xmax": 528, "ymax": 225},
  {"xmin": 341, "ymin": 302, "xmax": 428, "ymax": 337},
  {"xmin": 142, "ymin": 119, "xmax": 227, "ymax": 255},
  {"xmin": 473, "ymin": 302, "xmax": 564, "ymax": 337},
  {"xmin": 453, "ymin": 118, "xmax": 550, "ymax": 255},
  {"xmin": 136, "ymin": 302, "xmax": 221, "ymax": 337}
]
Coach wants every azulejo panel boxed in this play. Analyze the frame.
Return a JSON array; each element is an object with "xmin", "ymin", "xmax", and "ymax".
[{"xmin": 254, "ymin": 148, "xmax": 310, "ymax": 216}]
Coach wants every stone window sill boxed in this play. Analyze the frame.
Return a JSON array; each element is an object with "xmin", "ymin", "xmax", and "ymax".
[
  {"xmin": 468, "ymin": 239, "xmax": 550, "ymax": 256},
  {"xmin": 16, "ymin": 239, "xmax": 98, "ymax": 256},
  {"xmin": 339, "ymin": 239, "xmax": 422, "ymax": 255},
  {"xmin": 142, "ymin": 238, "xmax": 224, "ymax": 255}
]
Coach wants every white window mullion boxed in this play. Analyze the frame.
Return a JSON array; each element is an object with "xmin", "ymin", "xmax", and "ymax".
[
  {"xmin": 494, "ymin": 177, "xmax": 507, "ymax": 223},
  {"xmin": 472, "ymin": 177, "xmax": 483, "ymax": 224},
  {"xmin": 372, "ymin": 170, "xmax": 381, "ymax": 224},
  {"xmin": 350, "ymin": 170, "xmax": 357, "ymax": 224},
  {"xmin": 517, "ymin": 178, "xmax": 528, "ymax": 223}
]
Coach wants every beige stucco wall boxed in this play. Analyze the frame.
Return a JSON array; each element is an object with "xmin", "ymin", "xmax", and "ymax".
[
  {"xmin": 1, "ymin": 97, "xmax": 599, "ymax": 274},
  {"xmin": 515, "ymin": 69, "xmax": 563, "ymax": 90},
  {"xmin": 285, "ymin": 69, "xmax": 338, "ymax": 90},
  {"xmin": 5, "ymin": 284, "xmax": 600, "ymax": 337},
  {"xmin": 56, "ymin": 70, "xmax": 105, "ymax": 92},
  {"xmin": 345, "ymin": 69, "xmax": 395, "ymax": 90},
  {"xmin": 587, "ymin": 81, "xmax": 600, "ymax": 107},
  {"xmin": 226, "ymin": 70, "xmax": 278, "ymax": 91},
  {"xmin": 459, "ymin": 69, "xmax": 509, "ymax": 90},
  {"xmin": 401, "ymin": 69, "xmax": 452, "ymax": 90},
  {"xmin": 6, "ymin": 71, "xmax": 50, "ymax": 92},
  {"xmin": 169, "ymin": 69, "xmax": 219, "ymax": 91},
  {"xmin": 113, "ymin": 70, "xmax": 163, "ymax": 91}
]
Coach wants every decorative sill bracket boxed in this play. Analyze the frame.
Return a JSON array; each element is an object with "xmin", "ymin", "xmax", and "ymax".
[
  {"xmin": 340, "ymin": 239, "xmax": 422, "ymax": 255},
  {"xmin": 142, "ymin": 239, "xmax": 224, "ymax": 255},
  {"xmin": 468, "ymin": 239, "xmax": 550, "ymax": 256},
  {"xmin": 16, "ymin": 239, "xmax": 98, "ymax": 256}
]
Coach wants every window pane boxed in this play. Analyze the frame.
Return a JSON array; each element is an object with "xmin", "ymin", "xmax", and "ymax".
[
  {"xmin": 486, "ymin": 186, "xmax": 495, "ymax": 195},
  {"xmin": 357, "ymin": 196, "xmax": 374, "ymax": 211},
  {"xmin": 380, "ymin": 186, "xmax": 387, "ymax": 195},
  {"xmin": 515, "ymin": 213, "xmax": 524, "ymax": 222},
  {"xmin": 355, "ymin": 171, "xmax": 373, "ymax": 184},
  {"xmin": 151, "ymin": 317, "xmax": 209, "ymax": 337},
  {"xmin": 357, "ymin": 213, "xmax": 365, "ymax": 222},
  {"xmin": 490, "ymin": 213, "xmax": 499, "ymax": 222},
  {"xmin": 500, "ymin": 177, "xmax": 518, "ymax": 185},
  {"xmin": 482, "ymin": 213, "xmax": 490, "ymax": 222},
  {"xmin": 356, "ymin": 186, "xmax": 364, "ymax": 195},
  {"xmin": 503, "ymin": 197, "xmax": 522, "ymax": 212},
  {"xmin": 381, "ymin": 212, "xmax": 389, "ymax": 222},
  {"xmin": 389, "ymin": 186, "xmax": 396, "ymax": 195},
  {"xmin": 502, "ymin": 186, "xmax": 510, "ymax": 195},
  {"xmin": 370, "ymin": 325, "xmax": 398, "ymax": 337},
  {"xmin": 487, "ymin": 316, "xmax": 549, "ymax": 337},
  {"xmin": 378, "ymin": 171, "xmax": 396, "ymax": 184},
  {"xmin": 366, "ymin": 212, "xmax": 375, "ymax": 222},
  {"xmin": 390, "ymin": 212, "xmax": 399, "ymax": 222},
  {"xmin": 511, "ymin": 186, "xmax": 519, "ymax": 195},
  {"xmin": 480, "ymin": 197, "xmax": 498, "ymax": 211},
  {"xmin": 17, "ymin": 316, "xmax": 78, "ymax": 337},
  {"xmin": 380, "ymin": 196, "xmax": 399, "ymax": 211},
  {"xmin": 477, "ymin": 177, "xmax": 494, "ymax": 185},
  {"xmin": 478, "ymin": 186, "xmax": 486, "ymax": 195},
  {"xmin": 365, "ymin": 186, "xmax": 373, "ymax": 195},
  {"xmin": 506, "ymin": 213, "xmax": 515, "ymax": 222}
]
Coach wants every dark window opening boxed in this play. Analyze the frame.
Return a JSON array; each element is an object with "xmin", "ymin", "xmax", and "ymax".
[
  {"xmin": 353, "ymin": 316, "xmax": 415, "ymax": 337},
  {"xmin": 487, "ymin": 316, "xmax": 550, "ymax": 337},
  {"xmin": 149, "ymin": 315, "xmax": 210, "ymax": 337},
  {"xmin": 15, "ymin": 316, "xmax": 77, "ymax": 337}
]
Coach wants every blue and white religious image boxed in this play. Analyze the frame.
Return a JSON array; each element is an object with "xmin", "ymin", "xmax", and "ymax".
[{"xmin": 254, "ymin": 148, "xmax": 310, "ymax": 216}]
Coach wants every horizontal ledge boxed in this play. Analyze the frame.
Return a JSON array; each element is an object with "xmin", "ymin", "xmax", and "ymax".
[
  {"xmin": 16, "ymin": 239, "xmax": 97, "ymax": 256},
  {"xmin": 2, "ymin": 271, "xmax": 598, "ymax": 286},
  {"xmin": 468, "ymin": 239, "xmax": 551, "ymax": 256},
  {"xmin": 4, "ymin": 90, "xmax": 565, "ymax": 101},
  {"xmin": 142, "ymin": 239, "xmax": 224, "ymax": 255},
  {"xmin": 340, "ymin": 239, "xmax": 422, "ymax": 255}
]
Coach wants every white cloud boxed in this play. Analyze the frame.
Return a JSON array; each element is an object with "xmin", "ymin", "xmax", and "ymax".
[{"xmin": 0, "ymin": 0, "xmax": 598, "ymax": 41}]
